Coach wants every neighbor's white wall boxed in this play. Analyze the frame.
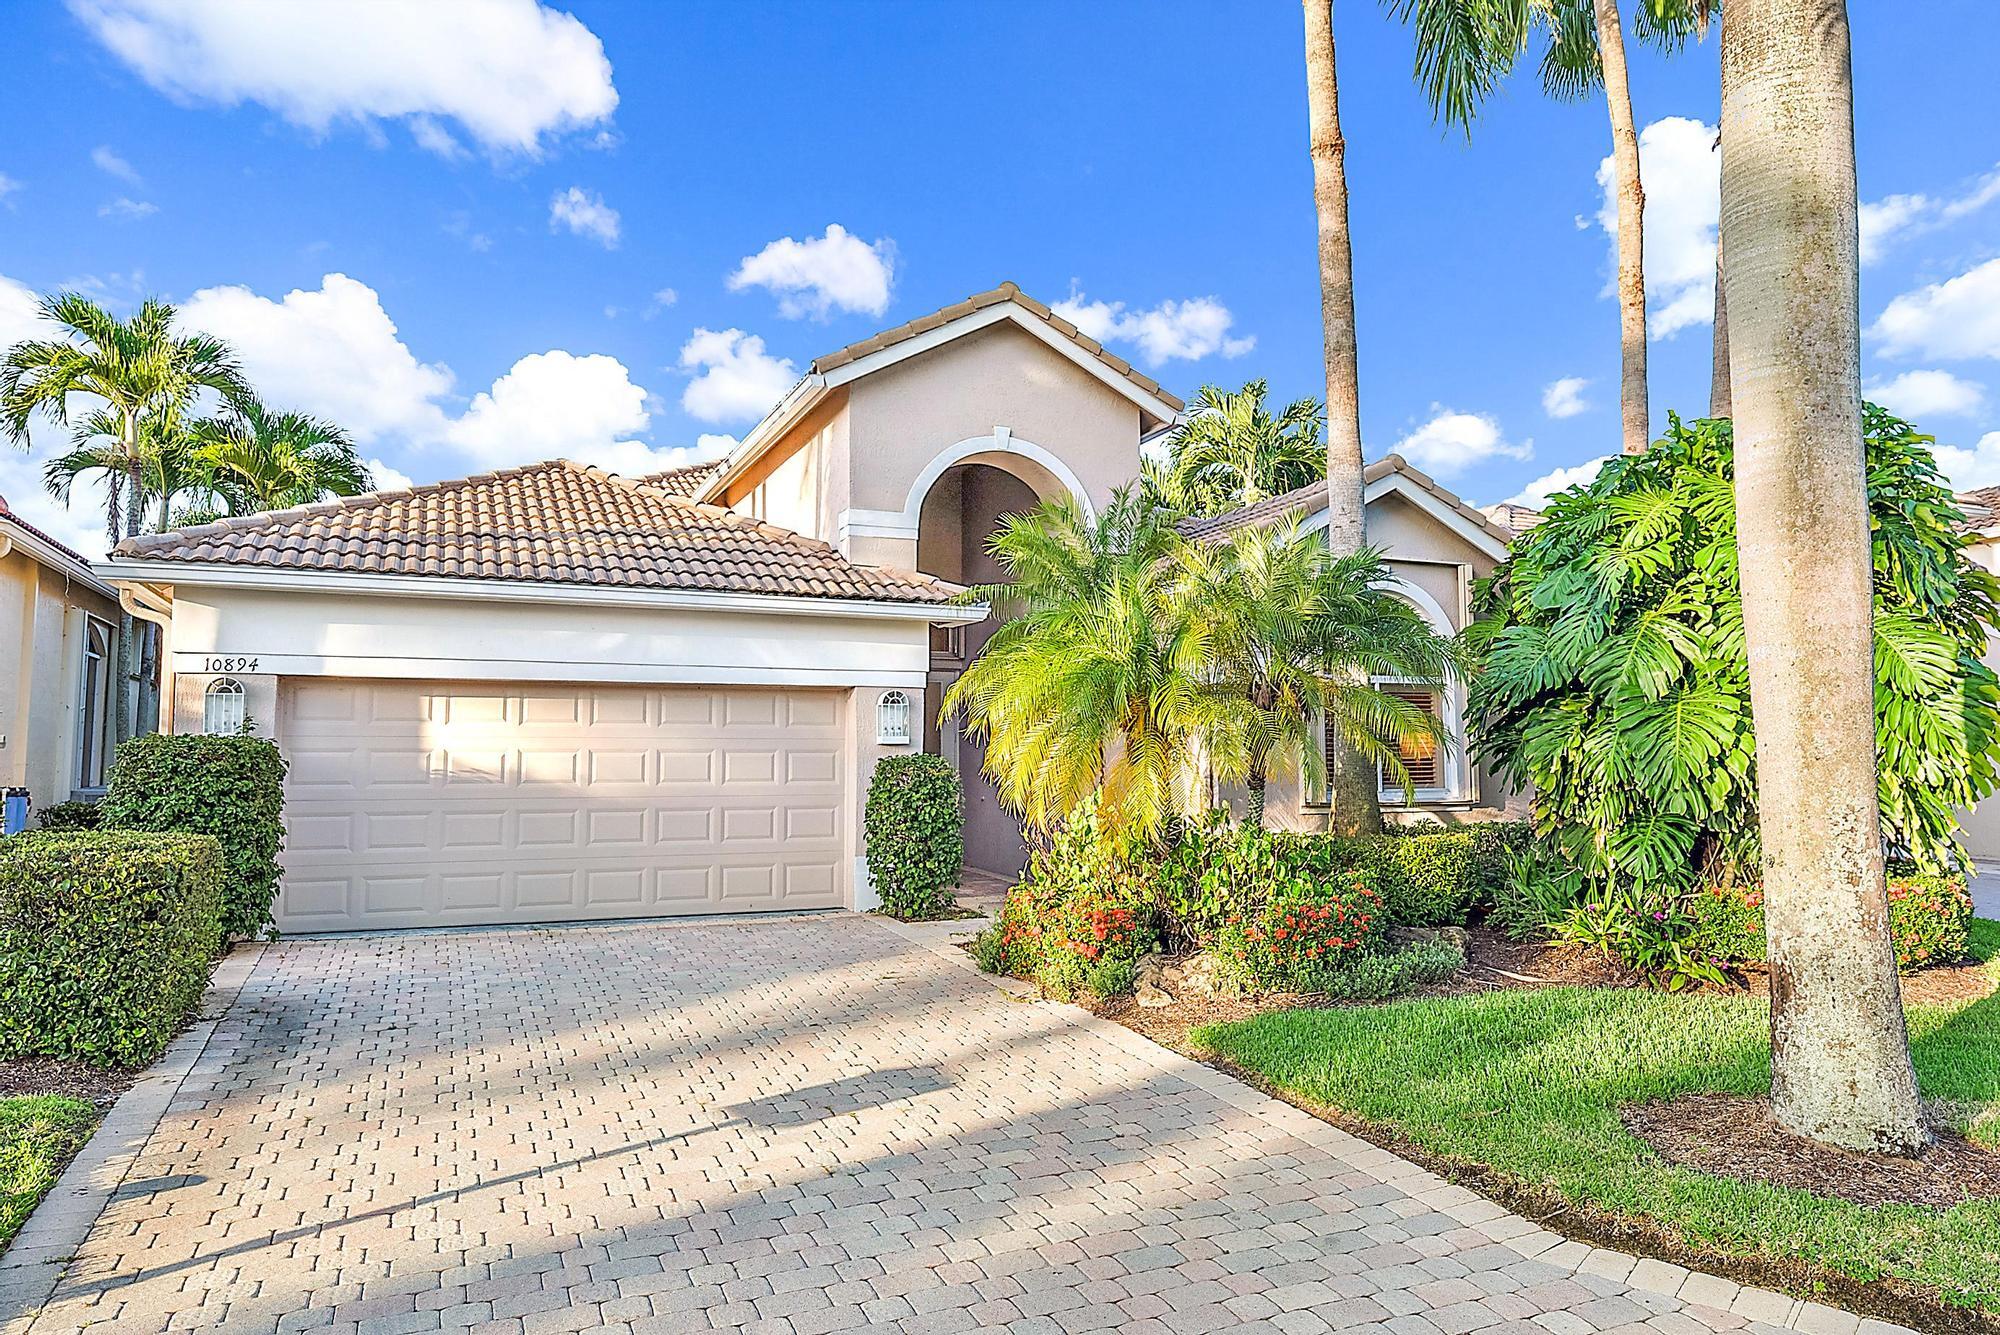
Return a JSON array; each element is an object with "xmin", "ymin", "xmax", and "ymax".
[
  {"xmin": 1957, "ymin": 536, "xmax": 2000, "ymax": 861},
  {"xmin": 0, "ymin": 545, "xmax": 120, "ymax": 807},
  {"xmin": 159, "ymin": 584, "xmax": 937, "ymax": 690}
]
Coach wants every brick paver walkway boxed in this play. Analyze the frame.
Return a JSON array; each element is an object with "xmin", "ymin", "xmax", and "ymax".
[{"xmin": 16, "ymin": 915, "xmax": 1888, "ymax": 1335}]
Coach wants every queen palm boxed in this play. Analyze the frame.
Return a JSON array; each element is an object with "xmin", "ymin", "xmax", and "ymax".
[
  {"xmin": 1177, "ymin": 521, "xmax": 1459, "ymax": 826},
  {"xmin": 193, "ymin": 400, "xmax": 372, "ymax": 515},
  {"xmin": 2, "ymin": 293, "xmax": 249, "ymax": 741},
  {"xmin": 942, "ymin": 490, "xmax": 1203, "ymax": 839},
  {"xmin": 1155, "ymin": 381, "xmax": 1324, "ymax": 516}
]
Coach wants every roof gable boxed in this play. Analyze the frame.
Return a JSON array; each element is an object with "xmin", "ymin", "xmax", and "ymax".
[
  {"xmin": 111, "ymin": 460, "xmax": 959, "ymax": 606},
  {"xmin": 1175, "ymin": 455, "xmax": 1513, "ymax": 561}
]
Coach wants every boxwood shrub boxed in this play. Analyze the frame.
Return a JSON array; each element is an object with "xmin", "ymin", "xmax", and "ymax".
[
  {"xmin": 0, "ymin": 831, "xmax": 225, "ymax": 1067},
  {"xmin": 863, "ymin": 753, "xmax": 966, "ymax": 920},
  {"xmin": 1688, "ymin": 872, "xmax": 1973, "ymax": 971},
  {"xmin": 100, "ymin": 734, "xmax": 287, "ymax": 939},
  {"xmin": 34, "ymin": 801, "xmax": 101, "ymax": 832}
]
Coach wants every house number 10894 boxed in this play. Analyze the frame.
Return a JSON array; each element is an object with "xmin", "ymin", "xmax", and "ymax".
[{"xmin": 201, "ymin": 656, "xmax": 260, "ymax": 673}]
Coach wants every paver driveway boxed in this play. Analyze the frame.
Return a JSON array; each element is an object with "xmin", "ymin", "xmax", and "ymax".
[{"xmin": 17, "ymin": 915, "xmax": 1867, "ymax": 1335}]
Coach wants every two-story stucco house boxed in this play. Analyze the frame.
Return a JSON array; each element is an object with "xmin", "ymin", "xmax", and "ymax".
[{"xmin": 99, "ymin": 284, "xmax": 1522, "ymax": 932}]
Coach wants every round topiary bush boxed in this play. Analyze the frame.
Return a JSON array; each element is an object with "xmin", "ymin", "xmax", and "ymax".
[{"xmin": 863, "ymin": 753, "xmax": 965, "ymax": 920}]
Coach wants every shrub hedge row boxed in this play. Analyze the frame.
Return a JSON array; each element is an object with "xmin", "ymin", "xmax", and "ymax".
[
  {"xmin": 1687, "ymin": 872, "xmax": 1973, "ymax": 971},
  {"xmin": 0, "ymin": 831, "xmax": 225, "ymax": 1067}
]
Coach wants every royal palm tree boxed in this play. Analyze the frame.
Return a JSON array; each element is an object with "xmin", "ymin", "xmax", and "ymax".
[
  {"xmin": 2, "ymin": 293, "xmax": 250, "ymax": 741},
  {"xmin": 1720, "ymin": 0, "xmax": 1926, "ymax": 1154},
  {"xmin": 1176, "ymin": 521, "xmax": 1459, "ymax": 827},
  {"xmin": 1384, "ymin": 0, "xmax": 1712, "ymax": 457},
  {"xmin": 193, "ymin": 400, "xmax": 372, "ymax": 515},
  {"xmin": 942, "ymin": 491, "xmax": 1203, "ymax": 840},
  {"xmin": 1155, "ymin": 381, "xmax": 1325, "ymax": 516},
  {"xmin": 1302, "ymin": 0, "xmax": 1382, "ymax": 835}
]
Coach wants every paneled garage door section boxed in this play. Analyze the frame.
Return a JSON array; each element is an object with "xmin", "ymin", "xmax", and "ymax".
[{"xmin": 277, "ymin": 681, "xmax": 847, "ymax": 931}]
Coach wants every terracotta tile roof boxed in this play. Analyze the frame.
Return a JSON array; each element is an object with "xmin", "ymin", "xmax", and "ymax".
[
  {"xmin": 809, "ymin": 282, "xmax": 1186, "ymax": 414},
  {"xmin": 0, "ymin": 491, "xmax": 97, "ymax": 569},
  {"xmin": 1175, "ymin": 456, "xmax": 1516, "ymax": 548},
  {"xmin": 1957, "ymin": 486, "xmax": 2000, "ymax": 534},
  {"xmin": 635, "ymin": 460, "xmax": 724, "ymax": 497},
  {"xmin": 111, "ymin": 460, "xmax": 962, "ymax": 605},
  {"xmin": 1477, "ymin": 501, "xmax": 1544, "ymax": 537}
]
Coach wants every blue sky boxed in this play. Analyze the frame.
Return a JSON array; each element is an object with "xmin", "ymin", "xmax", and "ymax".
[{"xmin": 3, "ymin": 0, "xmax": 1998, "ymax": 558}]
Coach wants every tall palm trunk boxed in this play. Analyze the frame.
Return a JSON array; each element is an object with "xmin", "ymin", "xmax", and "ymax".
[
  {"xmin": 1302, "ymin": 0, "xmax": 1380, "ymax": 835},
  {"xmin": 1710, "ymin": 239, "xmax": 1732, "ymax": 416},
  {"xmin": 1596, "ymin": 0, "xmax": 1650, "ymax": 456},
  {"xmin": 1720, "ymin": 0, "xmax": 1927, "ymax": 1154},
  {"xmin": 113, "ymin": 409, "xmax": 140, "ymax": 747}
]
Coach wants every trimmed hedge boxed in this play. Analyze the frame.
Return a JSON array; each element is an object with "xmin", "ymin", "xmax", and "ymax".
[
  {"xmin": 1688, "ymin": 873, "xmax": 1973, "ymax": 971},
  {"xmin": 0, "ymin": 831, "xmax": 225, "ymax": 1067},
  {"xmin": 35, "ymin": 801, "xmax": 101, "ymax": 832},
  {"xmin": 100, "ymin": 734, "xmax": 286, "ymax": 939},
  {"xmin": 863, "ymin": 753, "xmax": 965, "ymax": 920}
]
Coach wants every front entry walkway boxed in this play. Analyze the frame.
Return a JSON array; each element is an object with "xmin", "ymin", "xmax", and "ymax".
[{"xmin": 10, "ymin": 916, "xmax": 1889, "ymax": 1335}]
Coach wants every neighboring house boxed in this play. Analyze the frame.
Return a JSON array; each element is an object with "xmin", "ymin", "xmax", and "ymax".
[
  {"xmin": 1953, "ymin": 486, "xmax": 2000, "ymax": 862},
  {"xmin": 1, "ymin": 493, "xmax": 126, "ymax": 814},
  {"xmin": 97, "ymin": 283, "xmax": 1524, "ymax": 931},
  {"xmin": 1179, "ymin": 462, "xmax": 1532, "ymax": 832}
]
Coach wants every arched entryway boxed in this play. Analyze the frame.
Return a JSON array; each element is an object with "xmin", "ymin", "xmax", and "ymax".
[{"xmin": 909, "ymin": 439, "xmax": 1085, "ymax": 877}]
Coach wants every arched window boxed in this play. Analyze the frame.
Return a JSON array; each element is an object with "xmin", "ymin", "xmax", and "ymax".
[
  {"xmin": 204, "ymin": 678, "xmax": 247, "ymax": 735},
  {"xmin": 876, "ymin": 689, "xmax": 912, "ymax": 745}
]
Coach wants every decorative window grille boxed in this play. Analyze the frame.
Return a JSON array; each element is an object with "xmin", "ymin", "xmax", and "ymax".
[
  {"xmin": 876, "ymin": 689, "xmax": 912, "ymax": 745},
  {"xmin": 204, "ymin": 678, "xmax": 247, "ymax": 735}
]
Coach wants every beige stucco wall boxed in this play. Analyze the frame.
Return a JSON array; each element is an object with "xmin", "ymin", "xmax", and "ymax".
[
  {"xmin": 0, "ymin": 543, "xmax": 121, "ymax": 809},
  {"xmin": 1956, "ymin": 536, "xmax": 2000, "ymax": 860}
]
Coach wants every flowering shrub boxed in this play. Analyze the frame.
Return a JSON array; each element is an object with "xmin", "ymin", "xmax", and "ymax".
[
  {"xmin": 1214, "ymin": 867, "xmax": 1382, "ymax": 992},
  {"xmin": 1686, "ymin": 873, "xmax": 1971, "ymax": 971},
  {"xmin": 977, "ymin": 796, "xmax": 1158, "ymax": 998}
]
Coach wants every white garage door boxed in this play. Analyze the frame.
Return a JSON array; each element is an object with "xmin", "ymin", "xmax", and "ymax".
[{"xmin": 276, "ymin": 680, "xmax": 848, "ymax": 932}]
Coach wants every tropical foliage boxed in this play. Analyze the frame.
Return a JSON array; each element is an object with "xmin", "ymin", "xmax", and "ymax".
[
  {"xmin": 1469, "ymin": 409, "xmax": 2000, "ymax": 895},
  {"xmin": 188, "ymin": 399, "xmax": 371, "ymax": 520},
  {"xmin": 1146, "ymin": 380, "xmax": 1324, "ymax": 515},
  {"xmin": 862, "ymin": 753, "xmax": 965, "ymax": 920}
]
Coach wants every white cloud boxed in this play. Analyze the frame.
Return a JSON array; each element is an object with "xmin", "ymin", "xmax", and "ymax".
[
  {"xmin": 0, "ymin": 272, "xmax": 120, "ymax": 559},
  {"xmin": 728, "ymin": 224, "xmax": 895, "ymax": 320},
  {"xmin": 1501, "ymin": 457, "xmax": 1610, "ymax": 510},
  {"xmin": 1935, "ymin": 432, "xmax": 2000, "ymax": 491},
  {"xmin": 643, "ymin": 287, "xmax": 678, "ymax": 318},
  {"xmin": 442, "ymin": 211, "xmax": 491, "ymax": 252},
  {"xmin": 68, "ymin": 0, "xmax": 617, "ymax": 157},
  {"xmin": 179, "ymin": 273, "xmax": 455, "ymax": 444},
  {"xmin": 90, "ymin": 145, "xmax": 141, "ymax": 184},
  {"xmin": 363, "ymin": 458, "xmax": 415, "ymax": 493},
  {"xmin": 97, "ymin": 196, "xmax": 157, "ymax": 220},
  {"xmin": 0, "ymin": 174, "xmax": 20, "ymax": 206},
  {"xmin": 1596, "ymin": 116, "xmax": 1718, "ymax": 340},
  {"xmin": 1864, "ymin": 369, "xmax": 1986, "ymax": 420},
  {"xmin": 549, "ymin": 186, "xmax": 619, "ymax": 247},
  {"xmin": 1859, "ymin": 163, "xmax": 2000, "ymax": 265},
  {"xmin": 1052, "ymin": 289, "xmax": 1254, "ymax": 365},
  {"xmin": 1870, "ymin": 258, "xmax": 2000, "ymax": 362},
  {"xmin": 446, "ymin": 349, "xmax": 688, "ymax": 474},
  {"xmin": 1390, "ymin": 406, "xmax": 1532, "ymax": 479},
  {"xmin": 678, "ymin": 328, "xmax": 797, "ymax": 424},
  {"xmin": 1541, "ymin": 376, "xmax": 1591, "ymax": 419}
]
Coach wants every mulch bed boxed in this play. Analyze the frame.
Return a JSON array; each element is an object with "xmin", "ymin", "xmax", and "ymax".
[
  {"xmin": 1623, "ymin": 1093, "xmax": 2000, "ymax": 1209},
  {"xmin": 0, "ymin": 1057, "xmax": 134, "ymax": 1109}
]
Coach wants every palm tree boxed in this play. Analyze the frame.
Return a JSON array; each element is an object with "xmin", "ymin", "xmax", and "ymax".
[
  {"xmin": 1176, "ymin": 521, "xmax": 1460, "ymax": 827},
  {"xmin": 941, "ymin": 490, "xmax": 1203, "ymax": 840},
  {"xmin": 1155, "ymin": 381, "xmax": 1325, "ymax": 516},
  {"xmin": 1384, "ymin": 0, "xmax": 1712, "ymax": 457},
  {"xmin": 1720, "ymin": 0, "xmax": 1926, "ymax": 1154},
  {"xmin": 193, "ymin": 400, "xmax": 372, "ymax": 514},
  {"xmin": 2, "ymin": 293, "xmax": 250, "ymax": 742},
  {"xmin": 1302, "ymin": 0, "xmax": 1382, "ymax": 836},
  {"xmin": 49, "ymin": 408, "xmax": 223, "ymax": 534}
]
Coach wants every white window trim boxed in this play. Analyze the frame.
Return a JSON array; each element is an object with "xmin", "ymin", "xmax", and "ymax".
[
  {"xmin": 204, "ymin": 677, "xmax": 248, "ymax": 736},
  {"xmin": 876, "ymin": 688, "xmax": 913, "ymax": 746}
]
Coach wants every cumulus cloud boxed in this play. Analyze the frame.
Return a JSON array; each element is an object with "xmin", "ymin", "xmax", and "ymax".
[
  {"xmin": 0, "ymin": 272, "xmax": 119, "ymax": 558},
  {"xmin": 68, "ymin": 0, "xmax": 617, "ymax": 157},
  {"xmin": 363, "ymin": 458, "xmax": 416, "ymax": 493},
  {"xmin": 445, "ymin": 349, "xmax": 694, "ymax": 475},
  {"xmin": 90, "ymin": 145, "xmax": 141, "ymax": 184},
  {"xmin": 549, "ymin": 186, "xmax": 619, "ymax": 247},
  {"xmin": 678, "ymin": 328, "xmax": 797, "ymax": 424},
  {"xmin": 1870, "ymin": 258, "xmax": 2000, "ymax": 362},
  {"xmin": 180, "ymin": 273, "xmax": 455, "ymax": 444},
  {"xmin": 728, "ymin": 224, "xmax": 895, "ymax": 320},
  {"xmin": 1053, "ymin": 289, "xmax": 1254, "ymax": 365},
  {"xmin": 1501, "ymin": 457, "xmax": 1610, "ymax": 510},
  {"xmin": 1860, "ymin": 163, "xmax": 2000, "ymax": 265},
  {"xmin": 1864, "ymin": 369, "xmax": 1986, "ymax": 420},
  {"xmin": 97, "ymin": 196, "xmax": 157, "ymax": 220},
  {"xmin": 1390, "ymin": 407, "xmax": 1532, "ymax": 480},
  {"xmin": 1934, "ymin": 433, "xmax": 2000, "ymax": 492},
  {"xmin": 1596, "ymin": 116, "xmax": 1717, "ymax": 339},
  {"xmin": 1542, "ymin": 377, "xmax": 1591, "ymax": 419}
]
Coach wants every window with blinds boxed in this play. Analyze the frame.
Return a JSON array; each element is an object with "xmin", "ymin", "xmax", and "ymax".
[{"xmin": 1330, "ymin": 685, "xmax": 1442, "ymax": 794}]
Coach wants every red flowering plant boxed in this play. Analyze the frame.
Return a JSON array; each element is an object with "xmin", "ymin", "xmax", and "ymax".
[
  {"xmin": 1213, "ymin": 866, "xmax": 1383, "ymax": 993},
  {"xmin": 980, "ymin": 795, "xmax": 1159, "ymax": 998},
  {"xmin": 1686, "ymin": 872, "xmax": 1971, "ymax": 971}
]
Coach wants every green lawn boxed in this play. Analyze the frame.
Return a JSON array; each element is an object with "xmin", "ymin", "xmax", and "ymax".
[
  {"xmin": 0, "ymin": 1096, "xmax": 100, "ymax": 1253},
  {"xmin": 1192, "ymin": 931, "xmax": 2000, "ymax": 1312}
]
